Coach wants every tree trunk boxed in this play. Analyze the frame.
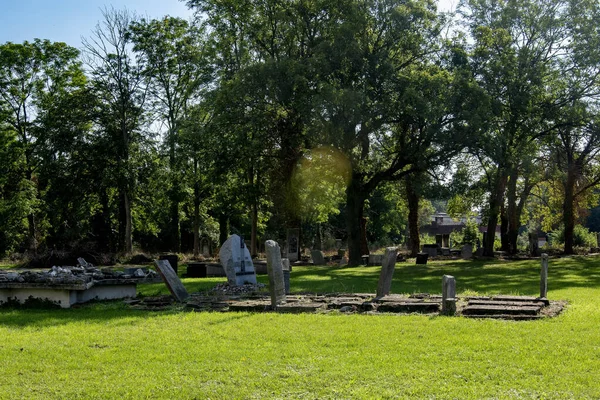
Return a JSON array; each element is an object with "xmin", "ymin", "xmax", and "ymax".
[
  {"xmin": 219, "ymin": 213, "xmax": 229, "ymax": 246},
  {"xmin": 124, "ymin": 191, "xmax": 132, "ymax": 254},
  {"xmin": 484, "ymin": 171, "xmax": 507, "ymax": 256},
  {"xmin": 251, "ymin": 200, "xmax": 258, "ymax": 257},
  {"xmin": 500, "ymin": 203, "xmax": 509, "ymax": 252},
  {"xmin": 406, "ymin": 177, "xmax": 420, "ymax": 257},
  {"xmin": 563, "ymin": 167, "xmax": 577, "ymax": 255},
  {"xmin": 506, "ymin": 170, "xmax": 519, "ymax": 255},
  {"xmin": 193, "ymin": 186, "xmax": 200, "ymax": 258},
  {"xmin": 117, "ymin": 188, "xmax": 133, "ymax": 254},
  {"xmin": 346, "ymin": 177, "xmax": 367, "ymax": 266}
]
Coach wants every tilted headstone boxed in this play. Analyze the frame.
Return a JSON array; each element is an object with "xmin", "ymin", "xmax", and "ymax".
[
  {"xmin": 311, "ymin": 250, "xmax": 325, "ymax": 265},
  {"xmin": 376, "ymin": 247, "xmax": 399, "ymax": 298},
  {"xmin": 154, "ymin": 259, "xmax": 189, "ymax": 302},
  {"xmin": 461, "ymin": 244, "xmax": 473, "ymax": 260},
  {"xmin": 219, "ymin": 234, "xmax": 257, "ymax": 286},
  {"xmin": 540, "ymin": 253, "xmax": 548, "ymax": 298},
  {"xmin": 265, "ymin": 240, "xmax": 286, "ymax": 307},
  {"xmin": 442, "ymin": 275, "xmax": 456, "ymax": 316}
]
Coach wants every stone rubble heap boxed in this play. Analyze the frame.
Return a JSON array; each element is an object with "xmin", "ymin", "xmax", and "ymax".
[{"xmin": 0, "ymin": 264, "xmax": 158, "ymax": 285}]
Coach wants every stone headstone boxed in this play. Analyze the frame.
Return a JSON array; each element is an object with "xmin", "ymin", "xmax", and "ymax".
[
  {"xmin": 540, "ymin": 253, "xmax": 548, "ymax": 298},
  {"xmin": 154, "ymin": 259, "xmax": 189, "ymax": 302},
  {"xmin": 311, "ymin": 250, "xmax": 325, "ymax": 265},
  {"xmin": 368, "ymin": 254, "xmax": 384, "ymax": 266},
  {"xmin": 529, "ymin": 233, "xmax": 540, "ymax": 257},
  {"xmin": 461, "ymin": 244, "xmax": 473, "ymax": 260},
  {"xmin": 265, "ymin": 240, "xmax": 286, "ymax": 307},
  {"xmin": 416, "ymin": 252, "xmax": 428, "ymax": 265},
  {"xmin": 219, "ymin": 234, "xmax": 257, "ymax": 286},
  {"xmin": 286, "ymin": 228, "xmax": 300, "ymax": 262},
  {"xmin": 282, "ymin": 259, "xmax": 291, "ymax": 295},
  {"xmin": 376, "ymin": 247, "xmax": 399, "ymax": 298},
  {"xmin": 422, "ymin": 244, "xmax": 439, "ymax": 257},
  {"xmin": 282, "ymin": 258, "xmax": 291, "ymax": 272},
  {"xmin": 442, "ymin": 275, "xmax": 456, "ymax": 316},
  {"xmin": 339, "ymin": 256, "xmax": 348, "ymax": 266}
]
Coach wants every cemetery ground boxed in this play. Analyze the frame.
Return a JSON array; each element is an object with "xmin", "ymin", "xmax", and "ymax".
[{"xmin": 0, "ymin": 257, "xmax": 599, "ymax": 399}]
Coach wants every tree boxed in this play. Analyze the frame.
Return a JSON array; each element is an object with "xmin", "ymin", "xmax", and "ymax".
[
  {"xmin": 129, "ymin": 16, "xmax": 211, "ymax": 252},
  {"xmin": 0, "ymin": 39, "xmax": 86, "ymax": 252},
  {"xmin": 82, "ymin": 7, "xmax": 147, "ymax": 253},
  {"xmin": 458, "ymin": 0, "xmax": 600, "ymax": 256}
]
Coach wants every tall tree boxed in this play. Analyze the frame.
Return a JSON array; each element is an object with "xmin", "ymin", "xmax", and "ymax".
[
  {"xmin": 0, "ymin": 39, "xmax": 86, "ymax": 252},
  {"xmin": 130, "ymin": 16, "xmax": 211, "ymax": 252},
  {"xmin": 459, "ymin": 0, "xmax": 600, "ymax": 256},
  {"xmin": 82, "ymin": 7, "xmax": 147, "ymax": 253}
]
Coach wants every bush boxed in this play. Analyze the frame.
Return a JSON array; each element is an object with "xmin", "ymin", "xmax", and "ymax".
[
  {"xmin": 550, "ymin": 224, "xmax": 598, "ymax": 248},
  {"xmin": 450, "ymin": 219, "xmax": 481, "ymax": 247}
]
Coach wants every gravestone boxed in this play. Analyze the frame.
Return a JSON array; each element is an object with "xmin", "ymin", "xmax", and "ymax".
[
  {"xmin": 422, "ymin": 244, "xmax": 439, "ymax": 257},
  {"xmin": 265, "ymin": 240, "xmax": 286, "ymax": 307},
  {"xmin": 416, "ymin": 252, "xmax": 428, "ymax": 265},
  {"xmin": 461, "ymin": 244, "xmax": 473, "ymax": 260},
  {"xmin": 154, "ymin": 259, "xmax": 189, "ymax": 302},
  {"xmin": 311, "ymin": 250, "xmax": 325, "ymax": 265},
  {"xmin": 540, "ymin": 253, "xmax": 548, "ymax": 298},
  {"xmin": 368, "ymin": 254, "xmax": 384, "ymax": 266},
  {"xmin": 529, "ymin": 233, "xmax": 540, "ymax": 256},
  {"xmin": 376, "ymin": 247, "xmax": 399, "ymax": 298},
  {"xmin": 219, "ymin": 234, "xmax": 257, "ymax": 286},
  {"xmin": 282, "ymin": 258, "xmax": 291, "ymax": 295},
  {"xmin": 286, "ymin": 228, "xmax": 300, "ymax": 262},
  {"xmin": 442, "ymin": 275, "xmax": 456, "ymax": 316},
  {"xmin": 200, "ymin": 237, "xmax": 211, "ymax": 257}
]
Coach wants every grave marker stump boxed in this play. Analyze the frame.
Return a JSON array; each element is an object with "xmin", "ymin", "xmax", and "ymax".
[
  {"xmin": 265, "ymin": 240, "xmax": 286, "ymax": 307},
  {"xmin": 376, "ymin": 247, "xmax": 399, "ymax": 298},
  {"xmin": 442, "ymin": 275, "xmax": 456, "ymax": 316},
  {"xmin": 540, "ymin": 253, "xmax": 548, "ymax": 299}
]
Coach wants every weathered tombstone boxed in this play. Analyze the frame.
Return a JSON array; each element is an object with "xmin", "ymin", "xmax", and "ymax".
[
  {"xmin": 422, "ymin": 244, "xmax": 439, "ymax": 257},
  {"xmin": 368, "ymin": 254, "xmax": 384, "ymax": 266},
  {"xmin": 219, "ymin": 234, "xmax": 257, "ymax": 286},
  {"xmin": 442, "ymin": 275, "xmax": 456, "ymax": 316},
  {"xmin": 286, "ymin": 228, "xmax": 300, "ymax": 262},
  {"xmin": 282, "ymin": 258, "xmax": 291, "ymax": 295},
  {"xmin": 416, "ymin": 252, "xmax": 428, "ymax": 265},
  {"xmin": 339, "ymin": 257, "xmax": 348, "ymax": 266},
  {"xmin": 186, "ymin": 262, "xmax": 206, "ymax": 278},
  {"xmin": 540, "ymin": 253, "xmax": 548, "ymax": 299},
  {"xmin": 376, "ymin": 247, "xmax": 399, "ymax": 298},
  {"xmin": 311, "ymin": 250, "xmax": 325, "ymax": 265},
  {"xmin": 200, "ymin": 237, "xmax": 211, "ymax": 257},
  {"xmin": 461, "ymin": 244, "xmax": 473, "ymax": 260},
  {"xmin": 265, "ymin": 240, "xmax": 286, "ymax": 307},
  {"xmin": 154, "ymin": 259, "xmax": 189, "ymax": 302},
  {"xmin": 529, "ymin": 233, "xmax": 540, "ymax": 257},
  {"xmin": 282, "ymin": 258, "xmax": 291, "ymax": 272}
]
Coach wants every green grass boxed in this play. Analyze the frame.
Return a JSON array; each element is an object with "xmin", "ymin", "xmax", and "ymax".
[{"xmin": 1, "ymin": 257, "xmax": 599, "ymax": 399}]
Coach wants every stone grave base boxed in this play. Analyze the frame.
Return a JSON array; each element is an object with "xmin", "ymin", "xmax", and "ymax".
[
  {"xmin": 0, "ymin": 283, "xmax": 137, "ymax": 309},
  {"xmin": 130, "ymin": 288, "xmax": 566, "ymax": 320}
]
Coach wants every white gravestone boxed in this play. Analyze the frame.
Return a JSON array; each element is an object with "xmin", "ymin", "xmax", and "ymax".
[{"xmin": 219, "ymin": 234, "xmax": 257, "ymax": 286}]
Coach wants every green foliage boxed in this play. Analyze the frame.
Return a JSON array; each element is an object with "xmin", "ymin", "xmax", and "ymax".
[
  {"xmin": 551, "ymin": 224, "xmax": 598, "ymax": 248},
  {"xmin": 450, "ymin": 219, "xmax": 481, "ymax": 247}
]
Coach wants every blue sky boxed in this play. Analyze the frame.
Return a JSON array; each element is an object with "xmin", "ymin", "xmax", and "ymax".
[
  {"xmin": 0, "ymin": 0, "xmax": 456, "ymax": 49},
  {"xmin": 0, "ymin": 0, "xmax": 193, "ymax": 48}
]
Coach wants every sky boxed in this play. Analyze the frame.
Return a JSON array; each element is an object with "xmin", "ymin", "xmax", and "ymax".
[{"xmin": 0, "ymin": 0, "xmax": 458, "ymax": 50}]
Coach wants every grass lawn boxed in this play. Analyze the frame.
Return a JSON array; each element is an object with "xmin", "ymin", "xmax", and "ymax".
[{"xmin": 1, "ymin": 256, "xmax": 599, "ymax": 399}]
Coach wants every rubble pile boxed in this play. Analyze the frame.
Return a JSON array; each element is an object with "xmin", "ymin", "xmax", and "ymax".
[{"xmin": 0, "ymin": 264, "xmax": 158, "ymax": 285}]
